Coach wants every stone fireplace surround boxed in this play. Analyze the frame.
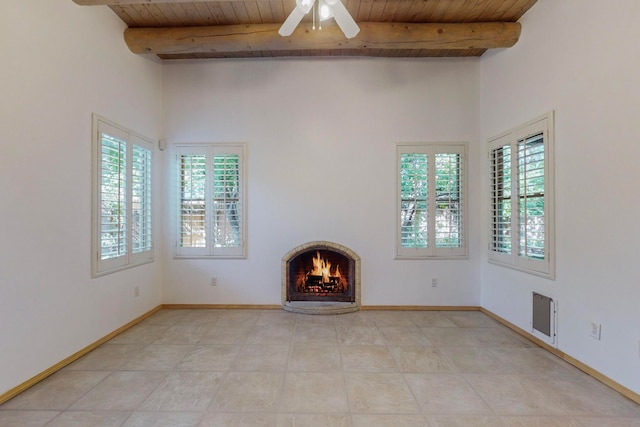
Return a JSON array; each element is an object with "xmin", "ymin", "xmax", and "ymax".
[{"xmin": 282, "ymin": 241, "xmax": 361, "ymax": 314}]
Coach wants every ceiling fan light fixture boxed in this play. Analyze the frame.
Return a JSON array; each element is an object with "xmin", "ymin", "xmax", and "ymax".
[
  {"xmin": 297, "ymin": 0, "xmax": 314, "ymax": 13},
  {"xmin": 319, "ymin": 2, "xmax": 333, "ymax": 21},
  {"xmin": 279, "ymin": 0, "xmax": 359, "ymax": 39}
]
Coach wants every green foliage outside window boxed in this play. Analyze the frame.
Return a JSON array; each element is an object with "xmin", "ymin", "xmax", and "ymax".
[
  {"xmin": 213, "ymin": 155, "xmax": 241, "ymax": 248},
  {"xmin": 400, "ymin": 152, "xmax": 462, "ymax": 249},
  {"xmin": 400, "ymin": 153, "xmax": 428, "ymax": 248},
  {"xmin": 100, "ymin": 135, "xmax": 126, "ymax": 260},
  {"xmin": 518, "ymin": 137, "xmax": 545, "ymax": 259},
  {"xmin": 180, "ymin": 155, "xmax": 206, "ymax": 248}
]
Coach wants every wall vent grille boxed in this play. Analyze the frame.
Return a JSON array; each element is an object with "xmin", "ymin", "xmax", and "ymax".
[{"xmin": 532, "ymin": 292, "xmax": 557, "ymax": 347}]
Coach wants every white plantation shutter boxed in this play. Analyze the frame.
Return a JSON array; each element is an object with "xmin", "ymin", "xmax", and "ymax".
[
  {"xmin": 176, "ymin": 144, "xmax": 246, "ymax": 258},
  {"xmin": 399, "ymin": 150, "xmax": 429, "ymax": 252},
  {"xmin": 396, "ymin": 143, "xmax": 467, "ymax": 259},
  {"xmin": 93, "ymin": 115, "xmax": 154, "ymax": 277},
  {"xmin": 518, "ymin": 133, "xmax": 545, "ymax": 260},
  {"xmin": 131, "ymin": 139, "xmax": 153, "ymax": 261},
  {"xmin": 488, "ymin": 112, "xmax": 554, "ymax": 278},
  {"xmin": 98, "ymin": 124, "xmax": 127, "ymax": 269},
  {"xmin": 489, "ymin": 136, "xmax": 513, "ymax": 266},
  {"xmin": 178, "ymin": 148, "xmax": 208, "ymax": 256},
  {"xmin": 212, "ymin": 146, "xmax": 244, "ymax": 256},
  {"xmin": 435, "ymin": 152, "xmax": 463, "ymax": 250}
]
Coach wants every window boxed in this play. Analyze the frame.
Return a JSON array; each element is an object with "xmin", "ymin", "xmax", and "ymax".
[
  {"xmin": 176, "ymin": 144, "xmax": 246, "ymax": 258},
  {"xmin": 92, "ymin": 115, "xmax": 154, "ymax": 277},
  {"xmin": 396, "ymin": 143, "xmax": 467, "ymax": 259},
  {"xmin": 489, "ymin": 112, "xmax": 555, "ymax": 278}
]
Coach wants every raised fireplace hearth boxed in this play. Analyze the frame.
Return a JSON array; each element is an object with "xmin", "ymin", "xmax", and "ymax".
[{"xmin": 282, "ymin": 241, "xmax": 361, "ymax": 314}]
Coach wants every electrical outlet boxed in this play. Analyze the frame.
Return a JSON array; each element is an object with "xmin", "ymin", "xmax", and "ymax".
[
  {"xmin": 211, "ymin": 277, "xmax": 217, "ymax": 286},
  {"xmin": 590, "ymin": 322, "xmax": 601, "ymax": 340},
  {"xmin": 432, "ymin": 278, "xmax": 438, "ymax": 287},
  {"xmin": 134, "ymin": 286, "xmax": 140, "ymax": 297}
]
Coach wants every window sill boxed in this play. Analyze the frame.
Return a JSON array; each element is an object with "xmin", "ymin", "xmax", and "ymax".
[
  {"xmin": 92, "ymin": 258, "xmax": 155, "ymax": 278},
  {"xmin": 395, "ymin": 254, "xmax": 468, "ymax": 261},
  {"xmin": 173, "ymin": 254, "xmax": 247, "ymax": 260},
  {"xmin": 488, "ymin": 259, "xmax": 555, "ymax": 280}
]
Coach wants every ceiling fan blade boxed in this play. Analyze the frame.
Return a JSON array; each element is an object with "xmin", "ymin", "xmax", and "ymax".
[
  {"xmin": 330, "ymin": 1, "xmax": 360, "ymax": 38},
  {"xmin": 279, "ymin": 6, "xmax": 307, "ymax": 36}
]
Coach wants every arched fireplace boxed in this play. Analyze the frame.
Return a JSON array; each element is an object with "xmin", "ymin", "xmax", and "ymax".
[{"xmin": 282, "ymin": 241, "xmax": 361, "ymax": 314}]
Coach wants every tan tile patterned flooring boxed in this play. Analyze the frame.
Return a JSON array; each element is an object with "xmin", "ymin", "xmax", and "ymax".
[{"xmin": 2, "ymin": 309, "xmax": 640, "ymax": 426}]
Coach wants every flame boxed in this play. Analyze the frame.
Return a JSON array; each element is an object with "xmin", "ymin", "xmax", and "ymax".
[
  {"xmin": 309, "ymin": 251, "xmax": 341, "ymax": 283},
  {"xmin": 297, "ymin": 251, "xmax": 348, "ymax": 293}
]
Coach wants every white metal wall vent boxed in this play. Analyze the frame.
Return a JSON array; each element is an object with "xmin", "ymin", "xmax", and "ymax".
[{"xmin": 532, "ymin": 292, "xmax": 557, "ymax": 347}]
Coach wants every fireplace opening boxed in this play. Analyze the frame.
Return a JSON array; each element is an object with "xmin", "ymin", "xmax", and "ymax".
[
  {"xmin": 282, "ymin": 241, "xmax": 360, "ymax": 314},
  {"xmin": 289, "ymin": 250, "xmax": 354, "ymax": 302}
]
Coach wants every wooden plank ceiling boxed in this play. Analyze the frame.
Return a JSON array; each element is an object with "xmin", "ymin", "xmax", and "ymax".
[{"xmin": 73, "ymin": 0, "xmax": 538, "ymax": 59}]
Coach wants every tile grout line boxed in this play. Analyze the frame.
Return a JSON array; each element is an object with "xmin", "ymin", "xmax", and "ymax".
[{"xmin": 437, "ymin": 312, "xmax": 503, "ymax": 420}]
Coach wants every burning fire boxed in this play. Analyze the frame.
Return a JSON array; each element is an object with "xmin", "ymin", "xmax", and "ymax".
[
  {"xmin": 298, "ymin": 251, "xmax": 347, "ymax": 293},
  {"xmin": 309, "ymin": 251, "xmax": 341, "ymax": 283}
]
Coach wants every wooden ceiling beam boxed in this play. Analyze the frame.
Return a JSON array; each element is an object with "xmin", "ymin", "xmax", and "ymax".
[{"xmin": 124, "ymin": 22, "xmax": 521, "ymax": 55}]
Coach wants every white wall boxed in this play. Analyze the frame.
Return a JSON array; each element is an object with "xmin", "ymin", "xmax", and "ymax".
[
  {"xmin": 162, "ymin": 58, "xmax": 482, "ymax": 307},
  {"xmin": 480, "ymin": 0, "xmax": 640, "ymax": 393},
  {"xmin": 0, "ymin": 0, "xmax": 163, "ymax": 395}
]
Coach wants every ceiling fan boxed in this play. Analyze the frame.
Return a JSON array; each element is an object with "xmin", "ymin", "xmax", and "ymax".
[{"xmin": 278, "ymin": 0, "xmax": 360, "ymax": 39}]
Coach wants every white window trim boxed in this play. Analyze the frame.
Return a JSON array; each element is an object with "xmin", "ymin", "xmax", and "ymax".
[
  {"xmin": 91, "ymin": 114, "xmax": 154, "ymax": 277},
  {"xmin": 395, "ymin": 142, "xmax": 468, "ymax": 260},
  {"xmin": 174, "ymin": 143, "xmax": 247, "ymax": 259},
  {"xmin": 488, "ymin": 111, "xmax": 555, "ymax": 279}
]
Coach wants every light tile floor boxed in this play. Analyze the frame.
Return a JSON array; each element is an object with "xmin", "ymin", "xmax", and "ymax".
[{"xmin": 2, "ymin": 309, "xmax": 640, "ymax": 426}]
